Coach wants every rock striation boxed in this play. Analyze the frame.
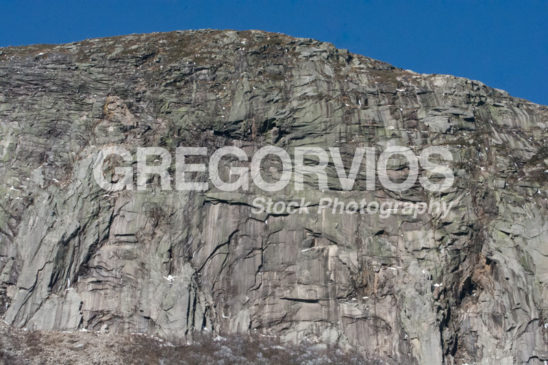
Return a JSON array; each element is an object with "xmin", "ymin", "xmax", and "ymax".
[{"xmin": 0, "ymin": 30, "xmax": 546, "ymax": 364}]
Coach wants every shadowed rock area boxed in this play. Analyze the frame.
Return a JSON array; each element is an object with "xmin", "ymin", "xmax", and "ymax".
[{"xmin": 0, "ymin": 30, "xmax": 546, "ymax": 364}]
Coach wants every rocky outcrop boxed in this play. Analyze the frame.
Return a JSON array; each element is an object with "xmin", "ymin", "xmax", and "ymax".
[{"xmin": 0, "ymin": 30, "xmax": 546, "ymax": 364}]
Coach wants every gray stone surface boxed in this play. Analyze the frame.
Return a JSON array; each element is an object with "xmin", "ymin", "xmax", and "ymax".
[{"xmin": 0, "ymin": 30, "xmax": 546, "ymax": 364}]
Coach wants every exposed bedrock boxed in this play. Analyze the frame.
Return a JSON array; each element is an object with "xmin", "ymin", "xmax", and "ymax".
[{"xmin": 0, "ymin": 30, "xmax": 546, "ymax": 364}]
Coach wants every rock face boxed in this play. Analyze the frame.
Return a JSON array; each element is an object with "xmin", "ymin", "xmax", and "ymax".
[{"xmin": 0, "ymin": 30, "xmax": 546, "ymax": 364}]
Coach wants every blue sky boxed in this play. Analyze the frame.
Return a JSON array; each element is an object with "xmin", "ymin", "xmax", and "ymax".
[{"xmin": 1, "ymin": 0, "xmax": 546, "ymax": 105}]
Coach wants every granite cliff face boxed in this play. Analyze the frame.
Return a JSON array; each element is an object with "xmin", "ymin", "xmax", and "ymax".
[{"xmin": 0, "ymin": 30, "xmax": 546, "ymax": 364}]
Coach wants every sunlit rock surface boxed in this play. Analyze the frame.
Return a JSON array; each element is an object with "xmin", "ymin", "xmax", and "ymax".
[{"xmin": 0, "ymin": 30, "xmax": 546, "ymax": 364}]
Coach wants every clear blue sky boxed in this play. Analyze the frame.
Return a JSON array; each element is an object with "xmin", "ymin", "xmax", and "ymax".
[{"xmin": 1, "ymin": 0, "xmax": 546, "ymax": 105}]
